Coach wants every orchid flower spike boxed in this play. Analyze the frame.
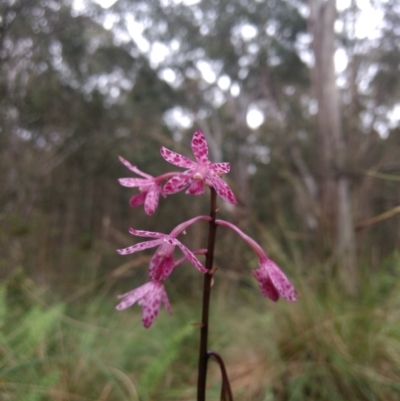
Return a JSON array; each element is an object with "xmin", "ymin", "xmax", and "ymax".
[
  {"xmin": 117, "ymin": 216, "xmax": 210, "ymax": 281},
  {"xmin": 116, "ymin": 280, "xmax": 171, "ymax": 328},
  {"xmin": 216, "ymin": 219, "xmax": 298, "ymax": 302},
  {"xmin": 161, "ymin": 130, "xmax": 238, "ymax": 204}
]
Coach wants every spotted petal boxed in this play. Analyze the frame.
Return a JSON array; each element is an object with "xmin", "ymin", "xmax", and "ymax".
[
  {"xmin": 116, "ymin": 281, "xmax": 170, "ymax": 328},
  {"xmin": 160, "ymin": 286, "xmax": 172, "ymax": 314},
  {"xmin": 160, "ymin": 147, "xmax": 196, "ymax": 168},
  {"xmin": 129, "ymin": 192, "xmax": 147, "ymax": 207},
  {"xmin": 172, "ymin": 239, "xmax": 207, "ymax": 273},
  {"xmin": 207, "ymin": 172, "xmax": 238, "ymax": 204},
  {"xmin": 141, "ymin": 290, "xmax": 162, "ymax": 328},
  {"xmin": 144, "ymin": 184, "xmax": 162, "ymax": 215},
  {"xmin": 191, "ymin": 130, "xmax": 209, "ymax": 164},
  {"xmin": 186, "ymin": 180, "xmax": 204, "ymax": 195},
  {"xmin": 128, "ymin": 228, "xmax": 167, "ymax": 239},
  {"xmin": 252, "ymin": 268, "xmax": 280, "ymax": 301},
  {"xmin": 211, "ymin": 162, "xmax": 230, "ymax": 174},
  {"xmin": 118, "ymin": 156, "xmax": 153, "ymax": 179},
  {"xmin": 116, "ymin": 282, "xmax": 151, "ymax": 304},
  {"xmin": 118, "ymin": 178, "xmax": 151, "ymax": 187},
  {"xmin": 117, "ymin": 239, "xmax": 163, "ymax": 255},
  {"xmin": 163, "ymin": 169, "xmax": 194, "ymax": 194},
  {"xmin": 149, "ymin": 252, "xmax": 174, "ymax": 280},
  {"xmin": 265, "ymin": 259, "xmax": 298, "ymax": 302}
]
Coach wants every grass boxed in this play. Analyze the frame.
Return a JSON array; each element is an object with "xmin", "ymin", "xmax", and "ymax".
[{"xmin": 1, "ymin": 257, "xmax": 400, "ymax": 401}]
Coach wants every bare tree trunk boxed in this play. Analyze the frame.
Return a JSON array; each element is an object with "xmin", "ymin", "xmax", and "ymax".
[{"xmin": 308, "ymin": 0, "xmax": 357, "ymax": 293}]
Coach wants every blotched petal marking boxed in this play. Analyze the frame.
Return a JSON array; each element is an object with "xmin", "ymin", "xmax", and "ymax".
[
  {"xmin": 211, "ymin": 162, "xmax": 230, "ymax": 174},
  {"xmin": 128, "ymin": 228, "xmax": 167, "ymax": 239},
  {"xmin": 144, "ymin": 184, "xmax": 162, "ymax": 215},
  {"xmin": 252, "ymin": 268, "xmax": 280, "ymax": 301},
  {"xmin": 191, "ymin": 129, "xmax": 209, "ymax": 164},
  {"xmin": 129, "ymin": 192, "xmax": 147, "ymax": 207},
  {"xmin": 118, "ymin": 178, "xmax": 150, "ymax": 187},
  {"xmin": 116, "ymin": 281, "xmax": 171, "ymax": 328},
  {"xmin": 265, "ymin": 259, "xmax": 298, "ymax": 302},
  {"xmin": 160, "ymin": 147, "xmax": 196, "ymax": 168},
  {"xmin": 163, "ymin": 169, "xmax": 195, "ymax": 194},
  {"xmin": 207, "ymin": 172, "xmax": 238, "ymax": 204},
  {"xmin": 117, "ymin": 239, "xmax": 163, "ymax": 255}
]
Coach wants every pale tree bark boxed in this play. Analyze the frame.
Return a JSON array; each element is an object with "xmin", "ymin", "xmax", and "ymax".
[{"xmin": 308, "ymin": 0, "xmax": 357, "ymax": 293}]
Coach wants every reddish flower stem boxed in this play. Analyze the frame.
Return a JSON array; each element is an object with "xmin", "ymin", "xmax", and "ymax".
[
  {"xmin": 207, "ymin": 351, "xmax": 234, "ymax": 401},
  {"xmin": 197, "ymin": 187, "xmax": 218, "ymax": 401}
]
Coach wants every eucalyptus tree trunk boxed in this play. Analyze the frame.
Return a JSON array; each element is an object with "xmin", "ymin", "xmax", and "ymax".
[{"xmin": 308, "ymin": 0, "xmax": 357, "ymax": 293}]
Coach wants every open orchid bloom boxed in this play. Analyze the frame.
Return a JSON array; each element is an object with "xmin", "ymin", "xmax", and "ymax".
[
  {"xmin": 118, "ymin": 156, "xmax": 163, "ymax": 216},
  {"xmin": 117, "ymin": 226, "xmax": 208, "ymax": 280},
  {"xmin": 161, "ymin": 130, "xmax": 237, "ymax": 204},
  {"xmin": 116, "ymin": 281, "xmax": 171, "ymax": 328},
  {"xmin": 216, "ymin": 219, "xmax": 297, "ymax": 302}
]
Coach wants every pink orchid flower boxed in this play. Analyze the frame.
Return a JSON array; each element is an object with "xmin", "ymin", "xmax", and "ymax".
[
  {"xmin": 251, "ymin": 257, "xmax": 297, "ymax": 302},
  {"xmin": 118, "ymin": 156, "xmax": 178, "ymax": 215},
  {"xmin": 116, "ymin": 280, "xmax": 171, "ymax": 328},
  {"xmin": 117, "ymin": 216, "xmax": 210, "ymax": 280},
  {"xmin": 118, "ymin": 156, "xmax": 162, "ymax": 215},
  {"xmin": 216, "ymin": 219, "xmax": 298, "ymax": 302},
  {"xmin": 160, "ymin": 130, "xmax": 237, "ymax": 204}
]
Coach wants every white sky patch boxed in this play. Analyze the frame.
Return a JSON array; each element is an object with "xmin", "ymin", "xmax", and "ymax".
[
  {"xmin": 196, "ymin": 60, "xmax": 216, "ymax": 84},
  {"xmin": 73, "ymin": 0, "xmax": 85, "ymax": 11},
  {"xmin": 205, "ymin": 88, "xmax": 225, "ymax": 108},
  {"xmin": 93, "ymin": 0, "xmax": 118, "ymax": 8},
  {"xmin": 72, "ymin": 0, "xmax": 88, "ymax": 15},
  {"xmin": 173, "ymin": 0, "xmax": 201, "ymax": 5},
  {"xmin": 164, "ymin": 107, "xmax": 193, "ymax": 131},
  {"xmin": 149, "ymin": 42, "xmax": 169, "ymax": 67},
  {"xmin": 374, "ymin": 121, "xmax": 389, "ymax": 139},
  {"xmin": 170, "ymin": 39, "xmax": 180, "ymax": 51},
  {"xmin": 230, "ymin": 82, "xmax": 240, "ymax": 97},
  {"xmin": 218, "ymin": 75, "xmax": 231, "ymax": 91},
  {"xmin": 103, "ymin": 13, "xmax": 120, "ymax": 30},
  {"xmin": 334, "ymin": 48, "xmax": 348, "ymax": 73},
  {"xmin": 159, "ymin": 68, "xmax": 176, "ymax": 84},
  {"xmin": 241, "ymin": 24, "xmax": 258, "ymax": 41},
  {"xmin": 125, "ymin": 15, "xmax": 150, "ymax": 52},
  {"xmin": 335, "ymin": 19, "xmax": 344, "ymax": 33},
  {"xmin": 354, "ymin": 3, "xmax": 383, "ymax": 40},
  {"xmin": 247, "ymin": 106, "xmax": 265, "ymax": 130},
  {"xmin": 388, "ymin": 104, "xmax": 400, "ymax": 129},
  {"xmin": 337, "ymin": 0, "xmax": 351, "ymax": 11},
  {"xmin": 338, "ymin": 0, "xmax": 384, "ymax": 40},
  {"xmin": 295, "ymin": 33, "xmax": 314, "ymax": 67}
]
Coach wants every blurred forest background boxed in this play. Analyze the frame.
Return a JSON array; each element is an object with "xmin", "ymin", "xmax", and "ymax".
[{"xmin": 1, "ymin": 0, "xmax": 400, "ymax": 400}]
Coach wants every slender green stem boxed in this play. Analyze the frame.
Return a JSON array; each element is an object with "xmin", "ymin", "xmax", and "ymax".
[{"xmin": 197, "ymin": 187, "xmax": 218, "ymax": 401}]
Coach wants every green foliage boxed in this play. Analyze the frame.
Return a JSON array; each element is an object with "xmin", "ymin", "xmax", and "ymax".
[
  {"xmin": 1, "ymin": 262, "xmax": 400, "ymax": 400},
  {"xmin": 264, "ymin": 275, "xmax": 400, "ymax": 401},
  {"xmin": 138, "ymin": 324, "xmax": 194, "ymax": 399}
]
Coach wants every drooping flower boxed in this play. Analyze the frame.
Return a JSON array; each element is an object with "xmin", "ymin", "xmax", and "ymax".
[
  {"xmin": 252, "ymin": 257, "xmax": 297, "ymax": 302},
  {"xmin": 118, "ymin": 156, "xmax": 162, "ymax": 215},
  {"xmin": 216, "ymin": 219, "xmax": 297, "ymax": 302},
  {"xmin": 116, "ymin": 280, "xmax": 171, "ymax": 328},
  {"xmin": 117, "ymin": 217, "xmax": 210, "ymax": 280},
  {"xmin": 160, "ymin": 130, "xmax": 237, "ymax": 204}
]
